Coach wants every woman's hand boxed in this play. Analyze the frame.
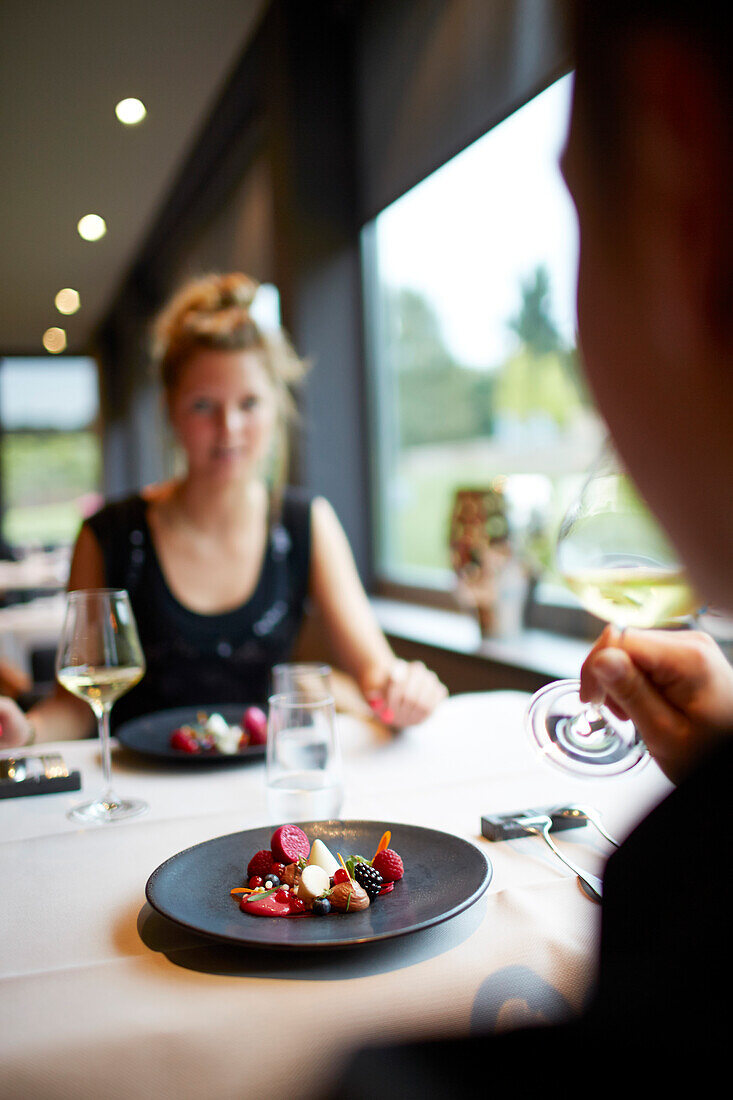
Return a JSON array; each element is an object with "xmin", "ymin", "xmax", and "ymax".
[
  {"xmin": 363, "ymin": 659, "xmax": 448, "ymax": 729},
  {"xmin": 308, "ymin": 497, "xmax": 448, "ymax": 728},
  {"xmin": 580, "ymin": 625, "xmax": 733, "ymax": 784},
  {"xmin": 0, "ymin": 697, "xmax": 34, "ymax": 749}
]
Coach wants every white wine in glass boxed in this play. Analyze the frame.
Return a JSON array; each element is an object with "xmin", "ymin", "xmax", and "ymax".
[
  {"xmin": 526, "ymin": 443, "xmax": 699, "ymax": 777},
  {"xmin": 56, "ymin": 589, "xmax": 147, "ymax": 823}
]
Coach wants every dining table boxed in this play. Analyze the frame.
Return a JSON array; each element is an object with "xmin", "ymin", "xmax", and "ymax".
[{"xmin": 0, "ymin": 689, "xmax": 672, "ymax": 1099}]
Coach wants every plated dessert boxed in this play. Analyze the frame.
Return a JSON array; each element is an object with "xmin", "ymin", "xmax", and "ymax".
[
  {"xmin": 169, "ymin": 707, "xmax": 267, "ymax": 755},
  {"xmin": 231, "ymin": 823, "xmax": 405, "ymax": 918},
  {"xmin": 145, "ymin": 819, "xmax": 492, "ymax": 948}
]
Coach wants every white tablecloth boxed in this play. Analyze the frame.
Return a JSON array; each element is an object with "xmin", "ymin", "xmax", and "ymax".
[{"xmin": 0, "ymin": 691, "xmax": 672, "ymax": 1099}]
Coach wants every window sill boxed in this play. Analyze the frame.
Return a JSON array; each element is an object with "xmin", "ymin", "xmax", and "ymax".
[{"xmin": 370, "ymin": 596, "xmax": 592, "ymax": 694}]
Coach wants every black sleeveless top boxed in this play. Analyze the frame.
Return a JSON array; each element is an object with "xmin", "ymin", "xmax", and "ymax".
[{"xmin": 84, "ymin": 488, "xmax": 313, "ymax": 729}]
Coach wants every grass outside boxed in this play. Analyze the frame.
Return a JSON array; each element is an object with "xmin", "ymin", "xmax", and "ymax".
[
  {"xmin": 386, "ymin": 429, "xmax": 602, "ymax": 574},
  {"xmin": 3, "ymin": 500, "xmax": 88, "ymax": 547},
  {"xmin": 1, "ymin": 431, "xmax": 101, "ymax": 548}
]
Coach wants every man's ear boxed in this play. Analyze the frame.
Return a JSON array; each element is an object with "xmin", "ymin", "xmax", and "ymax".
[{"xmin": 625, "ymin": 31, "xmax": 731, "ymax": 353}]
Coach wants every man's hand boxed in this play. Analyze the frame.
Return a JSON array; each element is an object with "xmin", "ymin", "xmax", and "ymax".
[{"xmin": 580, "ymin": 626, "xmax": 733, "ymax": 784}]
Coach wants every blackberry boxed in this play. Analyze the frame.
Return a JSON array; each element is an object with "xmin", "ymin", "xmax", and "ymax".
[{"xmin": 353, "ymin": 861, "xmax": 384, "ymax": 901}]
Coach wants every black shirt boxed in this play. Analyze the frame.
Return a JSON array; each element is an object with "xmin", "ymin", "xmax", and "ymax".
[{"xmin": 84, "ymin": 488, "xmax": 312, "ymax": 728}]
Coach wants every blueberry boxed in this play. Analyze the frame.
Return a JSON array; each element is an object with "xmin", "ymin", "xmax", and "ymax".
[
  {"xmin": 312, "ymin": 897, "xmax": 331, "ymax": 916},
  {"xmin": 264, "ymin": 874, "xmax": 281, "ymax": 889}
]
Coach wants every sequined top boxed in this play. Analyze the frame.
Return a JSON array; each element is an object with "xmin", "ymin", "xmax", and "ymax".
[{"xmin": 83, "ymin": 489, "xmax": 312, "ymax": 729}]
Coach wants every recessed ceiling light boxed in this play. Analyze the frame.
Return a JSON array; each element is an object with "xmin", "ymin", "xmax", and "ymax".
[
  {"xmin": 43, "ymin": 327, "xmax": 67, "ymax": 354},
  {"xmin": 115, "ymin": 97, "xmax": 146, "ymax": 125},
  {"xmin": 77, "ymin": 214, "xmax": 106, "ymax": 241},
  {"xmin": 55, "ymin": 288, "xmax": 81, "ymax": 315}
]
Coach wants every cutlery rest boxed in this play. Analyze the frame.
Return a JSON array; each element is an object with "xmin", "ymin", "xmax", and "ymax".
[
  {"xmin": 481, "ymin": 806, "xmax": 588, "ymax": 841},
  {"xmin": 0, "ymin": 755, "xmax": 81, "ymax": 799}
]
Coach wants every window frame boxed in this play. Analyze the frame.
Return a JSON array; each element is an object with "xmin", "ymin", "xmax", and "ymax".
[{"xmin": 359, "ymin": 70, "xmax": 600, "ymax": 641}]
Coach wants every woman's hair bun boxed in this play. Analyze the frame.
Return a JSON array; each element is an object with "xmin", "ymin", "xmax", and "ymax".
[
  {"xmin": 152, "ymin": 272, "xmax": 261, "ymax": 374},
  {"xmin": 152, "ymin": 270, "xmax": 308, "ymax": 399},
  {"xmin": 217, "ymin": 273, "xmax": 259, "ymax": 309}
]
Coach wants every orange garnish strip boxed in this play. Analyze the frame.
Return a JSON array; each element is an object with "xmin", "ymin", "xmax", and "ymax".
[
  {"xmin": 373, "ymin": 830, "xmax": 391, "ymax": 859},
  {"xmin": 230, "ymin": 887, "xmax": 254, "ymax": 895},
  {"xmin": 336, "ymin": 852, "xmax": 354, "ymax": 882}
]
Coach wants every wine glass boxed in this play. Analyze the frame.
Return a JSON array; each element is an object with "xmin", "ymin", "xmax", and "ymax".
[
  {"xmin": 526, "ymin": 442, "xmax": 699, "ymax": 777},
  {"xmin": 56, "ymin": 589, "xmax": 148, "ymax": 823}
]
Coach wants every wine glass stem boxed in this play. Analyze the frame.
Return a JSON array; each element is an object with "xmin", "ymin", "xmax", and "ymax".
[{"xmin": 96, "ymin": 704, "xmax": 115, "ymax": 800}]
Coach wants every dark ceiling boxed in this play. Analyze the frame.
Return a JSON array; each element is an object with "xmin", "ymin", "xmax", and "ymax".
[{"xmin": 0, "ymin": 0, "xmax": 268, "ymax": 357}]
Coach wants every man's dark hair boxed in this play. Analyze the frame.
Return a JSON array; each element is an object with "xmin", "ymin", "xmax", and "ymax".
[{"xmin": 569, "ymin": 1, "xmax": 732, "ymax": 179}]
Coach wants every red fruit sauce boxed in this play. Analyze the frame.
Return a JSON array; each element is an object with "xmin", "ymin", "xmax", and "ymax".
[{"xmin": 240, "ymin": 894, "xmax": 309, "ymax": 918}]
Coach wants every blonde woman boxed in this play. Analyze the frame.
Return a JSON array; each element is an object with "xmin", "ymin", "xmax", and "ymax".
[{"xmin": 1, "ymin": 273, "xmax": 446, "ymax": 746}]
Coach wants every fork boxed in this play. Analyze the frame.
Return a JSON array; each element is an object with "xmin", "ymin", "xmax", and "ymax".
[
  {"xmin": 553, "ymin": 804, "xmax": 620, "ymax": 848},
  {"xmin": 521, "ymin": 813, "xmax": 603, "ymax": 902}
]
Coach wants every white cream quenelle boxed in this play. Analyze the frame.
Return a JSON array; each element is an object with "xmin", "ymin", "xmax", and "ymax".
[
  {"xmin": 205, "ymin": 713, "xmax": 242, "ymax": 755},
  {"xmin": 307, "ymin": 838, "xmax": 340, "ymax": 877}
]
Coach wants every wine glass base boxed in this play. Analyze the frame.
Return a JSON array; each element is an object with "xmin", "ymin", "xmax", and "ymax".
[
  {"xmin": 527, "ymin": 679, "xmax": 649, "ymax": 778},
  {"xmin": 68, "ymin": 794, "xmax": 149, "ymax": 824}
]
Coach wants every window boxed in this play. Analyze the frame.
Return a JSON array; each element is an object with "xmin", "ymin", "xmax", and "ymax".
[
  {"xmin": 362, "ymin": 74, "xmax": 604, "ymax": 600},
  {"xmin": 0, "ymin": 357, "xmax": 102, "ymax": 549}
]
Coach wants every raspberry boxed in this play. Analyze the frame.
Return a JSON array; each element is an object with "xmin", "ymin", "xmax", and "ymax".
[
  {"xmin": 170, "ymin": 727, "xmax": 200, "ymax": 753},
  {"xmin": 247, "ymin": 849, "xmax": 274, "ymax": 879},
  {"xmin": 372, "ymin": 849, "xmax": 404, "ymax": 883}
]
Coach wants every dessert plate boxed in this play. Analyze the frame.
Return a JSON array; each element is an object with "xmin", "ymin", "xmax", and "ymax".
[
  {"xmin": 115, "ymin": 704, "xmax": 266, "ymax": 764},
  {"xmin": 145, "ymin": 820, "xmax": 492, "ymax": 949}
]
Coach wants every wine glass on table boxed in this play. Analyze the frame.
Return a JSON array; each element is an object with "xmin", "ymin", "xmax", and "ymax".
[
  {"xmin": 526, "ymin": 442, "xmax": 700, "ymax": 778},
  {"xmin": 56, "ymin": 589, "xmax": 148, "ymax": 823}
]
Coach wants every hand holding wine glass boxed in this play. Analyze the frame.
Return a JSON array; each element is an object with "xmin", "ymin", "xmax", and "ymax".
[
  {"xmin": 56, "ymin": 589, "xmax": 147, "ymax": 823},
  {"xmin": 527, "ymin": 443, "xmax": 700, "ymax": 778},
  {"xmin": 581, "ymin": 625, "xmax": 733, "ymax": 786}
]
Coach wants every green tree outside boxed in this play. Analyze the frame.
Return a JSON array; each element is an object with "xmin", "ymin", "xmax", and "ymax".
[{"xmin": 380, "ymin": 265, "xmax": 596, "ymax": 574}]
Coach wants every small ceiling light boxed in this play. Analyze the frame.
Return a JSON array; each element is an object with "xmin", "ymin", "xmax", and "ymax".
[
  {"xmin": 115, "ymin": 97, "xmax": 146, "ymax": 125},
  {"xmin": 55, "ymin": 288, "xmax": 81, "ymax": 315},
  {"xmin": 77, "ymin": 214, "xmax": 106, "ymax": 241},
  {"xmin": 43, "ymin": 327, "xmax": 67, "ymax": 354}
]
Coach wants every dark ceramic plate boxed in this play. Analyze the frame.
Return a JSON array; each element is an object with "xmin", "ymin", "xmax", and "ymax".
[
  {"xmin": 145, "ymin": 820, "xmax": 492, "ymax": 949},
  {"xmin": 115, "ymin": 704, "xmax": 266, "ymax": 764}
]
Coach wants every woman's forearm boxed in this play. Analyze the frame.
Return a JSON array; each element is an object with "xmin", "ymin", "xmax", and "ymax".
[{"xmin": 27, "ymin": 687, "xmax": 96, "ymax": 743}]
